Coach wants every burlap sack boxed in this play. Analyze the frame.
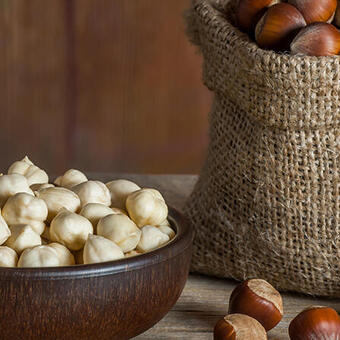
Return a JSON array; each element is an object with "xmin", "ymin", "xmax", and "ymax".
[{"xmin": 185, "ymin": 0, "xmax": 340, "ymax": 297}]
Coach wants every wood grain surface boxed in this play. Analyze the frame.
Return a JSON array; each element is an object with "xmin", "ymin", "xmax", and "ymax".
[
  {"xmin": 0, "ymin": 0, "xmax": 211, "ymax": 175},
  {"xmin": 93, "ymin": 174, "xmax": 340, "ymax": 340}
]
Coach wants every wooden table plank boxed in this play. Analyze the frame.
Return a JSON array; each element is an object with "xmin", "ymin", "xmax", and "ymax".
[{"xmin": 92, "ymin": 174, "xmax": 340, "ymax": 339}]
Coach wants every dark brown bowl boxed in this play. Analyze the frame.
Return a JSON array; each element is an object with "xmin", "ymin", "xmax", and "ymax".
[{"xmin": 0, "ymin": 207, "xmax": 193, "ymax": 340}]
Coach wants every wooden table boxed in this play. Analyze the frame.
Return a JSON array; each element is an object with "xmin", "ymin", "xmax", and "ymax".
[{"xmin": 95, "ymin": 174, "xmax": 340, "ymax": 340}]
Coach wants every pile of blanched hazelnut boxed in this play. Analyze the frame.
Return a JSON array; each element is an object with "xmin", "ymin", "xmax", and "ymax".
[{"xmin": 0, "ymin": 156, "xmax": 175, "ymax": 268}]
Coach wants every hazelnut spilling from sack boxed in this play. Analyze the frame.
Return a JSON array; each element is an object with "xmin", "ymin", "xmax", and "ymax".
[{"xmin": 185, "ymin": 0, "xmax": 339, "ymax": 297}]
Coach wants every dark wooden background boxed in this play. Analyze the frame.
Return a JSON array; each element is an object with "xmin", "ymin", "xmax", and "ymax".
[{"xmin": 0, "ymin": 0, "xmax": 211, "ymax": 175}]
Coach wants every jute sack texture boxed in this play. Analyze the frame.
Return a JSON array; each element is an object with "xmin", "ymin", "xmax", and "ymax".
[{"xmin": 185, "ymin": 0, "xmax": 339, "ymax": 296}]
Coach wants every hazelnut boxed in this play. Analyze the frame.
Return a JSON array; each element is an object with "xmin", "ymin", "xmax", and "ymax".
[
  {"xmin": 228, "ymin": 278, "xmax": 283, "ymax": 331},
  {"xmin": 125, "ymin": 250, "xmax": 142, "ymax": 258},
  {"xmin": 0, "ymin": 246, "xmax": 18, "ymax": 267},
  {"xmin": 2, "ymin": 192, "xmax": 48, "ymax": 235},
  {"xmin": 30, "ymin": 183, "xmax": 54, "ymax": 192},
  {"xmin": 236, "ymin": 0, "xmax": 280, "ymax": 33},
  {"xmin": 0, "ymin": 209, "xmax": 11, "ymax": 245},
  {"xmin": 0, "ymin": 174, "xmax": 33, "ymax": 207},
  {"xmin": 97, "ymin": 214, "xmax": 141, "ymax": 253},
  {"xmin": 157, "ymin": 220, "xmax": 175, "ymax": 239},
  {"xmin": 48, "ymin": 242, "xmax": 75, "ymax": 266},
  {"xmin": 36, "ymin": 187, "xmax": 81, "ymax": 222},
  {"xmin": 79, "ymin": 203, "xmax": 118, "ymax": 233},
  {"xmin": 289, "ymin": 306, "xmax": 340, "ymax": 340},
  {"xmin": 290, "ymin": 22, "xmax": 340, "ymax": 56},
  {"xmin": 8, "ymin": 156, "xmax": 48, "ymax": 186},
  {"xmin": 54, "ymin": 169, "xmax": 88, "ymax": 189},
  {"xmin": 255, "ymin": 3, "xmax": 306, "ymax": 51},
  {"xmin": 72, "ymin": 180, "xmax": 111, "ymax": 207},
  {"xmin": 105, "ymin": 179, "xmax": 141, "ymax": 210},
  {"xmin": 83, "ymin": 234, "xmax": 124, "ymax": 264},
  {"xmin": 136, "ymin": 225, "xmax": 170, "ymax": 253},
  {"xmin": 287, "ymin": 0, "xmax": 337, "ymax": 24},
  {"xmin": 334, "ymin": 1, "xmax": 340, "ymax": 27},
  {"xmin": 18, "ymin": 245, "xmax": 61, "ymax": 267},
  {"xmin": 50, "ymin": 208, "xmax": 93, "ymax": 251},
  {"xmin": 214, "ymin": 314, "xmax": 267, "ymax": 340},
  {"xmin": 5, "ymin": 224, "xmax": 41, "ymax": 254},
  {"xmin": 126, "ymin": 188, "xmax": 168, "ymax": 227}
]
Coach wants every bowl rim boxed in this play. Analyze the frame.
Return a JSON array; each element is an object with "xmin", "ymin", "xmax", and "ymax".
[{"xmin": 0, "ymin": 206, "xmax": 193, "ymax": 280}]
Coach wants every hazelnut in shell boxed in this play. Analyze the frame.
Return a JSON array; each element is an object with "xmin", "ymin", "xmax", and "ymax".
[
  {"xmin": 290, "ymin": 22, "xmax": 340, "ymax": 56},
  {"xmin": 255, "ymin": 3, "xmax": 306, "ymax": 51},
  {"xmin": 214, "ymin": 314, "xmax": 267, "ymax": 340},
  {"xmin": 228, "ymin": 278, "xmax": 283, "ymax": 331},
  {"xmin": 287, "ymin": 0, "xmax": 337, "ymax": 24},
  {"xmin": 236, "ymin": 0, "xmax": 280, "ymax": 33},
  {"xmin": 289, "ymin": 306, "xmax": 340, "ymax": 340}
]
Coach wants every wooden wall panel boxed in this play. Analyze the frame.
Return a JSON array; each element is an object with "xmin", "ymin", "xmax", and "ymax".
[
  {"xmin": 0, "ymin": 0, "xmax": 211, "ymax": 175},
  {"xmin": 72, "ymin": 0, "xmax": 210, "ymax": 173},
  {"xmin": 0, "ymin": 0, "xmax": 70, "ymax": 174}
]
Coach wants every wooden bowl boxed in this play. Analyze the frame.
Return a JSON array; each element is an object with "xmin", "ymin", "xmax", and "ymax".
[{"xmin": 0, "ymin": 207, "xmax": 193, "ymax": 340}]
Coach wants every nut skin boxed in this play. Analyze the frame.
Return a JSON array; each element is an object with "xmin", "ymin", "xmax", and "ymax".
[
  {"xmin": 287, "ymin": 0, "xmax": 337, "ymax": 25},
  {"xmin": 290, "ymin": 22, "xmax": 340, "ymax": 56},
  {"xmin": 289, "ymin": 306, "xmax": 340, "ymax": 340},
  {"xmin": 214, "ymin": 314, "xmax": 267, "ymax": 340},
  {"xmin": 236, "ymin": 0, "xmax": 280, "ymax": 33},
  {"xmin": 255, "ymin": 3, "xmax": 306, "ymax": 51},
  {"xmin": 228, "ymin": 279, "xmax": 283, "ymax": 331}
]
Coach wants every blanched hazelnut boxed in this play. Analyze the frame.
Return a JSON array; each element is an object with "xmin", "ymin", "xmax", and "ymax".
[
  {"xmin": 126, "ymin": 189, "xmax": 168, "ymax": 227},
  {"xmin": 5, "ymin": 224, "xmax": 41, "ymax": 254},
  {"xmin": 54, "ymin": 169, "xmax": 88, "ymax": 189},
  {"xmin": 0, "ymin": 174, "xmax": 33, "ymax": 207},
  {"xmin": 105, "ymin": 179, "xmax": 141, "ymax": 210},
  {"xmin": 36, "ymin": 187, "xmax": 81, "ymax": 222},
  {"xmin": 8, "ymin": 156, "xmax": 48, "ymax": 186},
  {"xmin": 0, "ymin": 209, "xmax": 11, "ymax": 245},
  {"xmin": 48, "ymin": 242, "xmax": 75, "ymax": 266},
  {"xmin": 97, "ymin": 214, "xmax": 141, "ymax": 253},
  {"xmin": 72, "ymin": 180, "xmax": 111, "ymax": 207},
  {"xmin": 30, "ymin": 183, "xmax": 54, "ymax": 192},
  {"xmin": 79, "ymin": 203, "xmax": 117, "ymax": 232},
  {"xmin": 2, "ymin": 193, "xmax": 48, "ymax": 235},
  {"xmin": 83, "ymin": 234, "xmax": 124, "ymax": 264},
  {"xmin": 18, "ymin": 245, "xmax": 60, "ymax": 267},
  {"xmin": 0, "ymin": 246, "xmax": 18, "ymax": 267},
  {"xmin": 50, "ymin": 208, "xmax": 93, "ymax": 251},
  {"xmin": 125, "ymin": 250, "xmax": 142, "ymax": 258},
  {"xmin": 137, "ymin": 225, "xmax": 170, "ymax": 253},
  {"xmin": 157, "ymin": 220, "xmax": 175, "ymax": 239}
]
